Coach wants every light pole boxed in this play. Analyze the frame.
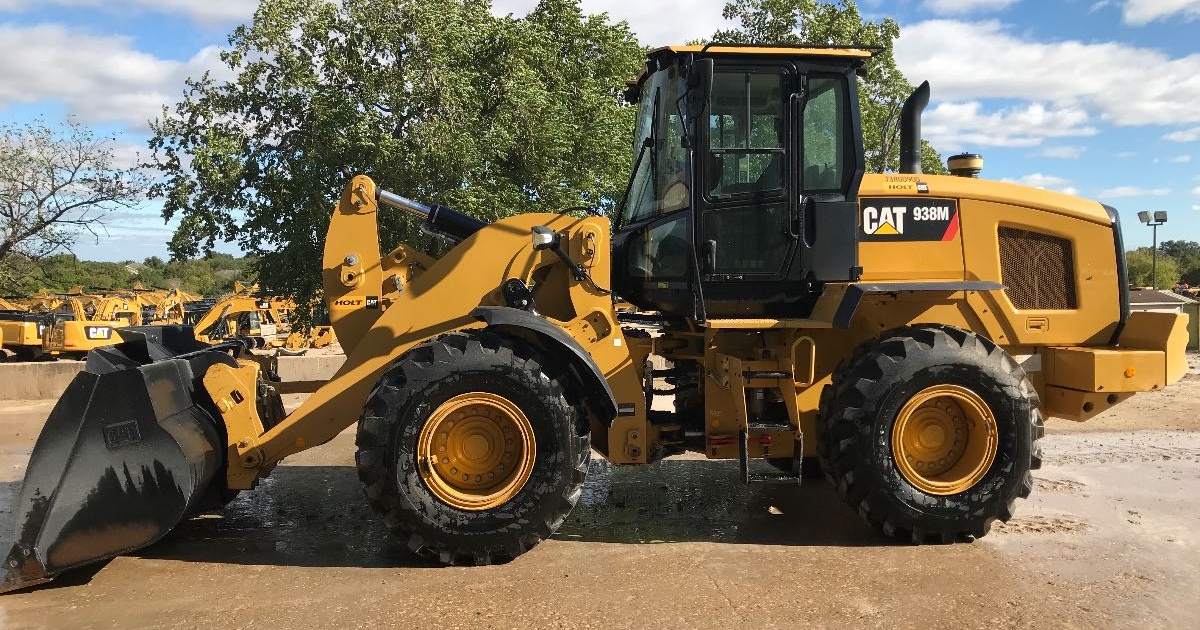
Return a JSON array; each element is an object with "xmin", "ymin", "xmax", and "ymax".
[{"xmin": 1137, "ymin": 211, "xmax": 1168, "ymax": 289}]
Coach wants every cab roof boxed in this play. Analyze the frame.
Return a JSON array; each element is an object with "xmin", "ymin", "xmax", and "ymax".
[
  {"xmin": 628, "ymin": 44, "xmax": 873, "ymax": 102},
  {"xmin": 654, "ymin": 44, "xmax": 874, "ymax": 59}
]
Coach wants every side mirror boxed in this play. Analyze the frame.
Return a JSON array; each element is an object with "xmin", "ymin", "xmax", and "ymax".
[{"xmin": 687, "ymin": 58, "xmax": 714, "ymax": 114}]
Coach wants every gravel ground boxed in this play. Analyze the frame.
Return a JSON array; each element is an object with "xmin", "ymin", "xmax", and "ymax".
[{"xmin": 1, "ymin": 360, "xmax": 1198, "ymax": 629}]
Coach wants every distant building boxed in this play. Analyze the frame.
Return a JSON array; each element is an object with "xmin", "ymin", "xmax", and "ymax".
[
  {"xmin": 124, "ymin": 262, "xmax": 146, "ymax": 276},
  {"xmin": 1128, "ymin": 289, "xmax": 1196, "ymax": 313}
]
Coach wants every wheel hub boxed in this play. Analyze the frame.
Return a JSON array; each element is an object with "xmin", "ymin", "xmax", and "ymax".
[
  {"xmin": 892, "ymin": 385, "xmax": 998, "ymax": 495},
  {"xmin": 417, "ymin": 392, "xmax": 536, "ymax": 511}
]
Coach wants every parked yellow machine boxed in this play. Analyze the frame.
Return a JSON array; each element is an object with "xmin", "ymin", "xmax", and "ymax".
[
  {"xmin": 281, "ymin": 324, "xmax": 336, "ymax": 352},
  {"xmin": 1, "ymin": 295, "xmax": 49, "ymax": 360},
  {"xmin": 143, "ymin": 287, "xmax": 203, "ymax": 325},
  {"xmin": 190, "ymin": 288, "xmax": 293, "ymax": 346},
  {"xmin": 40, "ymin": 294, "xmax": 123, "ymax": 359},
  {"xmin": 2, "ymin": 45, "xmax": 1187, "ymax": 592},
  {"xmin": 0, "ymin": 313, "xmax": 50, "ymax": 360}
]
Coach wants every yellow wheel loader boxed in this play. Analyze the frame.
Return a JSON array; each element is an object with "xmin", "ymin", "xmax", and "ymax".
[{"xmin": 2, "ymin": 45, "xmax": 1188, "ymax": 592}]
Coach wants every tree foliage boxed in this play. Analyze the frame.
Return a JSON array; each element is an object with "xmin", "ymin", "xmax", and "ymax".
[
  {"xmin": 1126, "ymin": 247, "xmax": 1180, "ymax": 290},
  {"xmin": 711, "ymin": 0, "xmax": 946, "ymax": 174},
  {"xmin": 3, "ymin": 253, "xmax": 256, "ymax": 297},
  {"xmin": 0, "ymin": 118, "xmax": 146, "ymax": 294},
  {"xmin": 1157, "ymin": 240, "xmax": 1200, "ymax": 286},
  {"xmin": 149, "ymin": 0, "xmax": 643, "ymax": 303}
]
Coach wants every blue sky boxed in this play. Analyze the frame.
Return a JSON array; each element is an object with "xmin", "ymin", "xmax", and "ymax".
[{"xmin": 1, "ymin": 0, "xmax": 1198, "ymax": 260}]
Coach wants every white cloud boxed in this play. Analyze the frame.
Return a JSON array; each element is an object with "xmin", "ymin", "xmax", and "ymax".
[
  {"xmin": 0, "ymin": 24, "xmax": 231, "ymax": 130},
  {"xmin": 491, "ymin": 0, "xmax": 729, "ymax": 46},
  {"xmin": 1005, "ymin": 173, "xmax": 1078, "ymax": 195},
  {"xmin": 0, "ymin": 0, "xmax": 256, "ymax": 24},
  {"xmin": 1098, "ymin": 185, "xmax": 1171, "ymax": 197},
  {"xmin": 1090, "ymin": 1, "xmax": 1114, "ymax": 12},
  {"xmin": 1164, "ymin": 126, "xmax": 1200, "ymax": 142},
  {"xmin": 896, "ymin": 20, "xmax": 1200, "ymax": 126},
  {"xmin": 1193, "ymin": 185, "xmax": 1200, "ymax": 195},
  {"xmin": 1171, "ymin": 155, "xmax": 1192, "ymax": 163},
  {"xmin": 1122, "ymin": 0, "xmax": 1200, "ymax": 24},
  {"xmin": 1116, "ymin": 151, "xmax": 1138, "ymax": 158},
  {"xmin": 1039, "ymin": 145, "xmax": 1086, "ymax": 159},
  {"xmin": 924, "ymin": 0, "xmax": 1021, "ymax": 14},
  {"xmin": 922, "ymin": 101, "xmax": 1095, "ymax": 149}
]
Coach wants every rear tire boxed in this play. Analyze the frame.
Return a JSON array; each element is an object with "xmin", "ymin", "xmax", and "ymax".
[
  {"xmin": 355, "ymin": 331, "xmax": 590, "ymax": 564},
  {"xmin": 817, "ymin": 325, "xmax": 1042, "ymax": 543}
]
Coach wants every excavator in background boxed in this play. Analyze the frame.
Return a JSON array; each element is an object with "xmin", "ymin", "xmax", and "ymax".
[
  {"xmin": 0, "ymin": 311, "xmax": 51, "ymax": 361},
  {"xmin": 0, "ymin": 298, "xmax": 23, "ymax": 359},
  {"xmin": 142, "ymin": 287, "xmax": 203, "ymax": 325},
  {"xmin": 0, "ymin": 289, "xmax": 119, "ymax": 360},
  {"xmin": 40, "ymin": 292, "xmax": 125, "ymax": 360},
  {"xmin": 190, "ymin": 285, "xmax": 294, "ymax": 347},
  {"xmin": 1, "ymin": 295, "xmax": 50, "ymax": 360},
  {"xmin": 2, "ymin": 44, "xmax": 1188, "ymax": 593},
  {"xmin": 18, "ymin": 283, "xmax": 290, "ymax": 357},
  {"xmin": 282, "ymin": 323, "xmax": 337, "ymax": 352}
]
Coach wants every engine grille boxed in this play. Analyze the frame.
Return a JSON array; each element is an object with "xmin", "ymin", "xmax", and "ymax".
[{"xmin": 998, "ymin": 227, "xmax": 1077, "ymax": 310}]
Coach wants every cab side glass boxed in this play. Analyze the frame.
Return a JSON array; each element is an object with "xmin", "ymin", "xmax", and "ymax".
[
  {"xmin": 802, "ymin": 77, "xmax": 850, "ymax": 193},
  {"xmin": 627, "ymin": 215, "xmax": 691, "ymax": 280}
]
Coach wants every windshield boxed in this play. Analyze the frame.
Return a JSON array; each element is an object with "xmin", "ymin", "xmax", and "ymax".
[{"xmin": 617, "ymin": 65, "xmax": 690, "ymax": 228}]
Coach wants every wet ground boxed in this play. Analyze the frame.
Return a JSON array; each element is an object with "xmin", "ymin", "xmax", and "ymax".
[{"xmin": 2, "ymin": 382, "xmax": 1200, "ymax": 628}]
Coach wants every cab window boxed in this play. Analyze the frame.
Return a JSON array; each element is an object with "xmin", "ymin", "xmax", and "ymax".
[
  {"xmin": 801, "ymin": 76, "xmax": 851, "ymax": 193},
  {"xmin": 706, "ymin": 71, "xmax": 786, "ymax": 198}
]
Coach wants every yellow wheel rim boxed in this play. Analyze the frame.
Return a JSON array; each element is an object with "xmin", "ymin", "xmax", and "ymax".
[
  {"xmin": 417, "ymin": 392, "xmax": 536, "ymax": 511},
  {"xmin": 891, "ymin": 384, "xmax": 998, "ymax": 496}
]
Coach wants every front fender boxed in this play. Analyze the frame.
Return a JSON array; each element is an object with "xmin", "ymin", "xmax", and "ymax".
[{"xmin": 471, "ymin": 306, "xmax": 618, "ymax": 426}]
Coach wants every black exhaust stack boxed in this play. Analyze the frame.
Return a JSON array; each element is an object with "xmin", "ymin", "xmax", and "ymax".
[{"xmin": 899, "ymin": 81, "xmax": 930, "ymax": 175}]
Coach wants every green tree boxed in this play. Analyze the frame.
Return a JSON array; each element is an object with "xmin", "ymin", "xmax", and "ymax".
[
  {"xmin": 1126, "ymin": 247, "xmax": 1180, "ymax": 289},
  {"xmin": 1157, "ymin": 240, "xmax": 1200, "ymax": 285},
  {"xmin": 149, "ymin": 0, "xmax": 643, "ymax": 303},
  {"xmin": 0, "ymin": 119, "xmax": 147, "ymax": 294},
  {"xmin": 711, "ymin": 0, "xmax": 946, "ymax": 174}
]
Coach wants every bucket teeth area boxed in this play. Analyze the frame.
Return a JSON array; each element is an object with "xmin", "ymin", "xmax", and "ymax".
[{"xmin": 1, "ymin": 326, "xmax": 229, "ymax": 594}]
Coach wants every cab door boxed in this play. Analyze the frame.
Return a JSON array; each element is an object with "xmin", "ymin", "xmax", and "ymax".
[
  {"xmin": 697, "ymin": 65, "xmax": 862, "ymax": 318},
  {"xmin": 697, "ymin": 67, "xmax": 797, "ymax": 286}
]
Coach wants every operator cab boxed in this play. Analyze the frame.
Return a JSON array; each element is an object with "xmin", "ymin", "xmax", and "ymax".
[{"xmin": 612, "ymin": 45, "xmax": 867, "ymax": 319}]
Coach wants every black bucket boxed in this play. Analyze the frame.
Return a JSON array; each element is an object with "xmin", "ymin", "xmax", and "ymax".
[{"xmin": 1, "ymin": 326, "xmax": 236, "ymax": 593}]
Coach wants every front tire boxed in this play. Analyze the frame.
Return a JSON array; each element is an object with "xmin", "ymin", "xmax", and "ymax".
[
  {"xmin": 355, "ymin": 331, "xmax": 590, "ymax": 565},
  {"xmin": 817, "ymin": 325, "xmax": 1043, "ymax": 543}
]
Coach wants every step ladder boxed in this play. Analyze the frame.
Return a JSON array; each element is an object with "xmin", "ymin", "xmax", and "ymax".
[{"xmin": 738, "ymin": 422, "xmax": 803, "ymax": 485}]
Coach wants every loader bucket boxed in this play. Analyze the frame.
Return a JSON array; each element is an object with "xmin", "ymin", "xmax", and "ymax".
[{"xmin": 1, "ymin": 327, "xmax": 234, "ymax": 594}]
